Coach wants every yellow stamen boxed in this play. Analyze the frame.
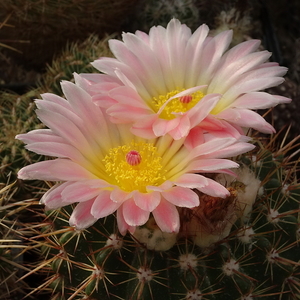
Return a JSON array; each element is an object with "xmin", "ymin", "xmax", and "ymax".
[
  {"xmin": 103, "ymin": 141, "xmax": 166, "ymax": 193},
  {"xmin": 152, "ymin": 89, "xmax": 204, "ymax": 120}
]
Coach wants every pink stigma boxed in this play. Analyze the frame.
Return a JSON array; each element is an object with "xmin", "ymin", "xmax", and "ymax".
[
  {"xmin": 126, "ymin": 150, "xmax": 142, "ymax": 166},
  {"xmin": 180, "ymin": 95, "xmax": 192, "ymax": 104}
]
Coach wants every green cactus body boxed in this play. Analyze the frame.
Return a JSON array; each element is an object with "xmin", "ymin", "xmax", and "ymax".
[
  {"xmin": 29, "ymin": 139, "xmax": 300, "ymax": 300},
  {"xmin": 0, "ymin": 182, "xmax": 32, "ymax": 299}
]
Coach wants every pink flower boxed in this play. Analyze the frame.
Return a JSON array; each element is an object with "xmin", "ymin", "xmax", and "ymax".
[
  {"xmin": 16, "ymin": 78, "xmax": 254, "ymax": 234},
  {"xmin": 78, "ymin": 19, "xmax": 290, "ymax": 140}
]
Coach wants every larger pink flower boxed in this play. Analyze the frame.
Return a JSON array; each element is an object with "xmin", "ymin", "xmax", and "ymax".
[
  {"xmin": 78, "ymin": 18, "xmax": 290, "ymax": 140},
  {"xmin": 16, "ymin": 78, "xmax": 254, "ymax": 234}
]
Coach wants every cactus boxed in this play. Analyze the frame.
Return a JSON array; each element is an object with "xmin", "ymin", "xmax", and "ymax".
[
  {"xmin": 0, "ymin": 33, "xmax": 114, "ymax": 181},
  {"xmin": 133, "ymin": 0, "xmax": 200, "ymax": 32},
  {"xmin": 0, "ymin": 180, "xmax": 34, "ymax": 299},
  {"xmin": 0, "ymin": 91, "xmax": 43, "ymax": 180},
  {"xmin": 0, "ymin": 0, "xmax": 138, "ymax": 69},
  {"xmin": 25, "ymin": 131, "xmax": 300, "ymax": 300},
  {"xmin": 37, "ymin": 33, "xmax": 114, "ymax": 96}
]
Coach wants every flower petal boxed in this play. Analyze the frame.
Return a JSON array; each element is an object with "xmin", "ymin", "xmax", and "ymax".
[
  {"xmin": 122, "ymin": 199, "xmax": 150, "ymax": 226},
  {"xmin": 116, "ymin": 206, "xmax": 135, "ymax": 235},
  {"xmin": 69, "ymin": 200, "xmax": 98, "ymax": 229},
  {"xmin": 40, "ymin": 182, "xmax": 71, "ymax": 209},
  {"xmin": 18, "ymin": 159, "xmax": 97, "ymax": 181},
  {"xmin": 232, "ymin": 92, "xmax": 291, "ymax": 109},
  {"xmin": 91, "ymin": 190, "xmax": 121, "ymax": 219},
  {"xmin": 133, "ymin": 191, "xmax": 161, "ymax": 212},
  {"xmin": 152, "ymin": 200, "xmax": 180, "ymax": 233},
  {"xmin": 187, "ymin": 158, "xmax": 239, "ymax": 172},
  {"xmin": 197, "ymin": 177, "xmax": 230, "ymax": 198},
  {"xmin": 175, "ymin": 173, "xmax": 208, "ymax": 189},
  {"xmin": 163, "ymin": 187, "xmax": 199, "ymax": 208},
  {"xmin": 217, "ymin": 108, "xmax": 275, "ymax": 133},
  {"xmin": 61, "ymin": 180, "xmax": 109, "ymax": 204}
]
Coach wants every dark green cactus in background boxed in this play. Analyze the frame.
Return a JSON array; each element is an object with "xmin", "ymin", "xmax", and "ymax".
[
  {"xmin": 0, "ymin": 181, "xmax": 33, "ymax": 299},
  {"xmin": 25, "ymin": 133, "xmax": 300, "ymax": 300}
]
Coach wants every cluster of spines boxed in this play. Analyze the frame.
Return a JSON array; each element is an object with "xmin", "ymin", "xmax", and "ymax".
[
  {"xmin": 0, "ymin": 181, "xmax": 35, "ymax": 299},
  {"xmin": 134, "ymin": 0, "xmax": 200, "ymax": 32}
]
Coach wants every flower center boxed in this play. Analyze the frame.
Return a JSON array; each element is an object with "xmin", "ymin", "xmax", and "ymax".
[
  {"xmin": 103, "ymin": 141, "xmax": 166, "ymax": 193},
  {"xmin": 126, "ymin": 150, "xmax": 142, "ymax": 166},
  {"xmin": 152, "ymin": 89, "xmax": 204, "ymax": 120}
]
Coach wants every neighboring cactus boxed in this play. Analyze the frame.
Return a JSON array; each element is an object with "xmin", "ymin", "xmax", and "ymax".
[
  {"xmin": 25, "ymin": 132, "xmax": 300, "ymax": 300},
  {"xmin": 0, "ymin": 181, "xmax": 33, "ymax": 299},
  {"xmin": 0, "ymin": 91, "xmax": 43, "ymax": 180},
  {"xmin": 0, "ymin": 0, "xmax": 138, "ymax": 69},
  {"xmin": 0, "ymin": 34, "xmax": 114, "ymax": 180},
  {"xmin": 37, "ymin": 33, "xmax": 114, "ymax": 96},
  {"xmin": 133, "ymin": 0, "xmax": 200, "ymax": 32}
]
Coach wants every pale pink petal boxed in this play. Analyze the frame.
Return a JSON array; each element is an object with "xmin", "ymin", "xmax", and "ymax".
[
  {"xmin": 184, "ymin": 24, "xmax": 209, "ymax": 86},
  {"xmin": 200, "ymin": 142, "xmax": 255, "ymax": 159},
  {"xmin": 148, "ymin": 25, "xmax": 175, "ymax": 90},
  {"xmin": 122, "ymin": 199, "xmax": 150, "ymax": 226},
  {"xmin": 91, "ymin": 190, "xmax": 121, "ymax": 219},
  {"xmin": 69, "ymin": 200, "xmax": 98, "ymax": 229},
  {"xmin": 92, "ymin": 57, "xmax": 152, "ymax": 100},
  {"xmin": 174, "ymin": 173, "xmax": 208, "ymax": 189},
  {"xmin": 197, "ymin": 116, "xmax": 244, "ymax": 139},
  {"xmin": 165, "ymin": 19, "xmax": 191, "ymax": 87},
  {"xmin": 110, "ymin": 187, "xmax": 132, "ymax": 203},
  {"xmin": 188, "ymin": 94, "xmax": 221, "ymax": 127},
  {"xmin": 92, "ymin": 94, "xmax": 118, "ymax": 108},
  {"xmin": 187, "ymin": 159, "xmax": 239, "ymax": 172},
  {"xmin": 24, "ymin": 142, "xmax": 85, "ymax": 162},
  {"xmin": 232, "ymin": 92, "xmax": 291, "ymax": 109},
  {"xmin": 35, "ymin": 108, "xmax": 91, "ymax": 151},
  {"xmin": 61, "ymin": 180, "xmax": 109, "ymax": 204},
  {"xmin": 78, "ymin": 73, "xmax": 120, "ymax": 100},
  {"xmin": 162, "ymin": 187, "xmax": 199, "ymax": 207},
  {"xmin": 61, "ymin": 80, "xmax": 101, "ymax": 120},
  {"xmin": 40, "ymin": 93, "xmax": 71, "ymax": 110},
  {"xmin": 18, "ymin": 159, "xmax": 97, "ymax": 181},
  {"xmin": 41, "ymin": 182, "xmax": 71, "ymax": 209},
  {"xmin": 116, "ymin": 206, "xmax": 135, "ymax": 235},
  {"xmin": 108, "ymin": 86, "xmax": 150, "ymax": 108},
  {"xmin": 129, "ymin": 113, "xmax": 157, "ymax": 135},
  {"xmin": 133, "ymin": 191, "xmax": 161, "ymax": 212},
  {"xmin": 147, "ymin": 180, "xmax": 173, "ymax": 192},
  {"xmin": 153, "ymin": 117, "xmax": 184, "ymax": 137},
  {"xmin": 219, "ymin": 39, "xmax": 261, "ymax": 66},
  {"xmin": 217, "ymin": 108, "xmax": 275, "ymax": 133},
  {"xmin": 197, "ymin": 177, "xmax": 230, "ymax": 198},
  {"xmin": 208, "ymin": 51, "xmax": 272, "ymax": 94},
  {"xmin": 168, "ymin": 114, "xmax": 191, "ymax": 140},
  {"xmin": 198, "ymin": 30, "xmax": 233, "ymax": 82},
  {"xmin": 111, "ymin": 35, "xmax": 166, "ymax": 94},
  {"xmin": 35, "ymin": 99, "xmax": 77, "ymax": 124},
  {"xmin": 107, "ymin": 104, "xmax": 150, "ymax": 123},
  {"xmin": 16, "ymin": 129, "xmax": 64, "ymax": 144},
  {"xmin": 184, "ymin": 126, "xmax": 205, "ymax": 150},
  {"xmin": 188, "ymin": 137, "xmax": 236, "ymax": 159},
  {"xmin": 223, "ymin": 76, "xmax": 285, "ymax": 101},
  {"xmin": 152, "ymin": 200, "xmax": 180, "ymax": 233}
]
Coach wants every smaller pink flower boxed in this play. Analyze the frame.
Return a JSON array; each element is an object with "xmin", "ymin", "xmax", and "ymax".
[
  {"xmin": 78, "ymin": 18, "xmax": 291, "ymax": 140},
  {"xmin": 16, "ymin": 79, "xmax": 254, "ymax": 234}
]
